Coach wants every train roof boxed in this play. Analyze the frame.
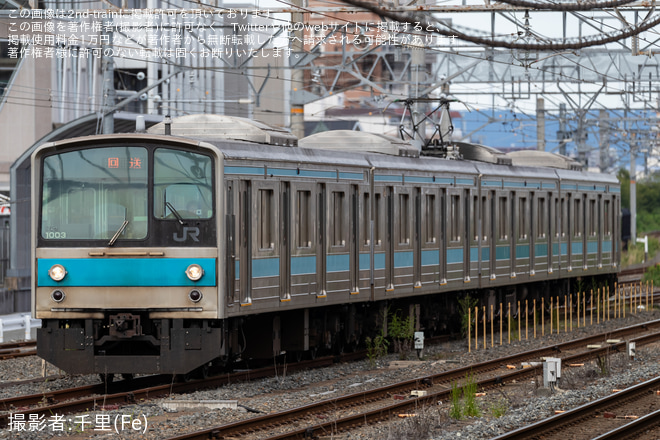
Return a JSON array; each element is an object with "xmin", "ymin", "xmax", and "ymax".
[{"xmin": 33, "ymin": 115, "xmax": 618, "ymax": 187}]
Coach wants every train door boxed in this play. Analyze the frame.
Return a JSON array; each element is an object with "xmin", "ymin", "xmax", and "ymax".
[
  {"xmin": 420, "ymin": 187, "xmax": 439, "ymax": 288},
  {"xmin": 463, "ymin": 188, "xmax": 472, "ymax": 282},
  {"xmin": 529, "ymin": 192, "xmax": 535, "ymax": 276},
  {"xmin": 280, "ymin": 182, "xmax": 291, "ymax": 300},
  {"xmin": 561, "ymin": 193, "xmax": 575, "ymax": 272},
  {"xmin": 386, "ymin": 186, "xmax": 395, "ymax": 291},
  {"xmin": 239, "ymin": 179, "xmax": 252, "ymax": 304},
  {"xmin": 251, "ymin": 181, "xmax": 279, "ymax": 304},
  {"xmin": 510, "ymin": 191, "xmax": 517, "ymax": 278},
  {"xmin": 350, "ymin": 184, "xmax": 359, "ymax": 294},
  {"xmin": 290, "ymin": 182, "xmax": 316, "ymax": 300},
  {"xmin": 317, "ymin": 183, "xmax": 327, "ymax": 297},
  {"xmin": 370, "ymin": 187, "xmax": 386, "ymax": 298},
  {"xmin": 414, "ymin": 187, "xmax": 422, "ymax": 288},
  {"xmin": 488, "ymin": 190, "xmax": 496, "ymax": 281},
  {"xmin": 394, "ymin": 186, "xmax": 413, "ymax": 290},
  {"xmin": 226, "ymin": 180, "xmax": 237, "ymax": 304},
  {"xmin": 597, "ymin": 195, "xmax": 603, "ymax": 269},
  {"xmin": 439, "ymin": 188, "xmax": 447, "ymax": 285}
]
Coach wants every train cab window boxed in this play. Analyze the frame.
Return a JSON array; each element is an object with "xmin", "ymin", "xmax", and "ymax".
[
  {"xmin": 425, "ymin": 194, "xmax": 436, "ymax": 244},
  {"xmin": 297, "ymin": 190, "xmax": 312, "ymax": 248},
  {"xmin": 258, "ymin": 189, "xmax": 275, "ymax": 250},
  {"xmin": 154, "ymin": 149, "xmax": 213, "ymax": 220},
  {"xmin": 41, "ymin": 146, "xmax": 148, "ymax": 240}
]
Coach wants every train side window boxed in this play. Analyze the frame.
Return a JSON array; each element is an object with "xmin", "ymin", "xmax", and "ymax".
[
  {"xmin": 574, "ymin": 198, "xmax": 582, "ymax": 237},
  {"xmin": 518, "ymin": 196, "xmax": 527, "ymax": 239},
  {"xmin": 374, "ymin": 193, "xmax": 382, "ymax": 246},
  {"xmin": 297, "ymin": 190, "xmax": 312, "ymax": 248},
  {"xmin": 498, "ymin": 196, "xmax": 508, "ymax": 240},
  {"xmin": 561, "ymin": 197, "xmax": 567, "ymax": 238},
  {"xmin": 332, "ymin": 191, "xmax": 345, "ymax": 247},
  {"xmin": 258, "ymin": 189, "xmax": 275, "ymax": 250},
  {"xmin": 398, "ymin": 193, "xmax": 410, "ymax": 244},
  {"xmin": 604, "ymin": 199, "xmax": 611, "ymax": 235},
  {"xmin": 589, "ymin": 199, "xmax": 597, "ymax": 237},
  {"xmin": 472, "ymin": 195, "xmax": 479, "ymax": 241},
  {"xmin": 537, "ymin": 197, "xmax": 546, "ymax": 239},
  {"xmin": 362, "ymin": 192, "xmax": 370, "ymax": 246},
  {"xmin": 425, "ymin": 194, "xmax": 436, "ymax": 244},
  {"xmin": 481, "ymin": 195, "xmax": 489, "ymax": 242},
  {"xmin": 450, "ymin": 194, "xmax": 461, "ymax": 242}
]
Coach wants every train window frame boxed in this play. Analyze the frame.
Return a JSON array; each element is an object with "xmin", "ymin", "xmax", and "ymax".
[
  {"xmin": 450, "ymin": 193, "xmax": 461, "ymax": 243},
  {"xmin": 573, "ymin": 197, "xmax": 582, "ymax": 238},
  {"xmin": 373, "ymin": 192, "xmax": 383, "ymax": 248},
  {"xmin": 589, "ymin": 198, "xmax": 597, "ymax": 237},
  {"xmin": 296, "ymin": 189, "xmax": 313, "ymax": 249},
  {"xmin": 537, "ymin": 197, "xmax": 546, "ymax": 239},
  {"xmin": 361, "ymin": 192, "xmax": 370, "ymax": 247},
  {"xmin": 398, "ymin": 192, "xmax": 411, "ymax": 245},
  {"xmin": 518, "ymin": 196, "xmax": 527, "ymax": 240},
  {"xmin": 330, "ymin": 190, "xmax": 347, "ymax": 248},
  {"xmin": 604, "ymin": 199, "xmax": 611, "ymax": 236},
  {"xmin": 424, "ymin": 192, "xmax": 436, "ymax": 245},
  {"xmin": 498, "ymin": 195, "xmax": 508, "ymax": 241},
  {"xmin": 257, "ymin": 187, "xmax": 276, "ymax": 251},
  {"xmin": 481, "ymin": 195, "xmax": 489, "ymax": 243}
]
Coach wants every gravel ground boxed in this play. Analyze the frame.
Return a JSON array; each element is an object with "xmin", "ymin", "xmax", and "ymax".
[{"xmin": 1, "ymin": 309, "xmax": 659, "ymax": 440}]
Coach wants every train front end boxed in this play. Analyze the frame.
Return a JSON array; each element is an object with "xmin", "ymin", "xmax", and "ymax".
[{"xmin": 31, "ymin": 135, "xmax": 223, "ymax": 376}]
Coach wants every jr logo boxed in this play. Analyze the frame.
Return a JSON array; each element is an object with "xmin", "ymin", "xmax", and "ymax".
[{"xmin": 173, "ymin": 227, "xmax": 200, "ymax": 242}]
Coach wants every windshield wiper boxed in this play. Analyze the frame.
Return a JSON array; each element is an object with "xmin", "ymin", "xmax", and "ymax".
[
  {"xmin": 166, "ymin": 201, "xmax": 185, "ymax": 225},
  {"xmin": 108, "ymin": 220, "xmax": 129, "ymax": 247}
]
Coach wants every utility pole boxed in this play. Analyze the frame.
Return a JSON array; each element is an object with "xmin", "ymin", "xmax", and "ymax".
[
  {"xmin": 630, "ymin": 134, "xmax": 637, "ymax": 242},
  {"xmin": 557, "ymin": 103, "xmax": 567, "ymax": 156},
  {"xmin": 599, "ymin": 109, "xmax": 609, "ymax": 172},
  {"xmin": 536, "ymin": 97, "xmax": 545, "ymax": 151},
  {"xmin": 290, "ymin": 0, "xmax": 306, "ymax": 139},
  {"xmin": 102, "ymin": 18, "xmax": 115, "ymax": 135}
]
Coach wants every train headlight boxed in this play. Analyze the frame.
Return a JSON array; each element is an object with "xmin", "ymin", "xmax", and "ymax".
[
  {"xmin": 51, "ymin": 289, "xmax": 65, "ymax": 303},
  {"xmin": 185, "ymin": 264, "xmax": 204, "ymax": 281},
  {"xmin": 48, "ymin": 264, "xmax": 67, "ymax": 282}
]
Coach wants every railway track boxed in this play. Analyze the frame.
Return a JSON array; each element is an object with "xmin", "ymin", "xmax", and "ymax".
[
  {"xmin": 155, "ymin": 320, "xmax": 660, "ymax": 440},
  {"xmin": 2, "ymin": 320, "xmax": 659, "ymax": 435},
  {"xmin": 0, "ymin": 340, "xmax": 36, "ymax": 360},
  {"xmin": 492, "ymin": 375, "xmax": 660, "ymax": 440}
]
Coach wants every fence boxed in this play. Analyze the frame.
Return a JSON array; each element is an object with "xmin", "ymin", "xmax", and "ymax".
[
  {"xmin": 468, "ymin": 281, "xmax": 654, "ymax": 352},
  {"xmin": 0, "ymin": 313, "xmax": 41, "ymax": 342}
]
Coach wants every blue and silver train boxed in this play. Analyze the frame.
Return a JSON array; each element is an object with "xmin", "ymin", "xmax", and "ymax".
[{"xmin": 32, "ymin": 114, "xmax": 620, "ymax": 377}]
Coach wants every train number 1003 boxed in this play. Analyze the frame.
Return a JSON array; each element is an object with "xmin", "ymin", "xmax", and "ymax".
[{"xmin": 44, "ymin": 231, "xmax": 67, "ymax": 239}]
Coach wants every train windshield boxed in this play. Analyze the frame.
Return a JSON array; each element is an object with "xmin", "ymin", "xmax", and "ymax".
[
  {"xmin": 41, "ymin": 147, "xmax": 148, "ymax": 241},
  {"xmin": 153, "ymin": 148, "xmax": 213, "ymax": 220}
]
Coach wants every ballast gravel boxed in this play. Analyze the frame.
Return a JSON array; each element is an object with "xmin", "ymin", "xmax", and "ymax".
[{"xmin": 0, "ymin": 309, "xmax": 659, "ymax": 439}]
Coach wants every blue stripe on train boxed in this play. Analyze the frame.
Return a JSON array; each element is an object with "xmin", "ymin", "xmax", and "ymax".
[{"xmin": 37, "ymin": 258, "xmax": 217, "ymax": 287}]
